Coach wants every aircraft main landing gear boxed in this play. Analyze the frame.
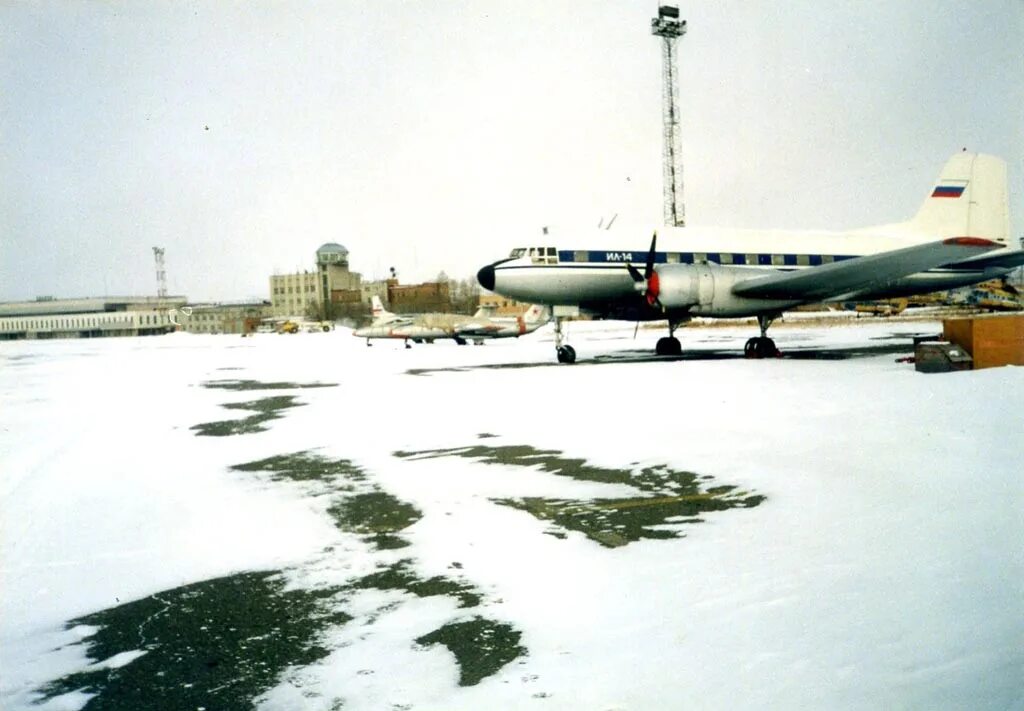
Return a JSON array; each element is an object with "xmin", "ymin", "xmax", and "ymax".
[
  {"xmin": 654, "ymin": 319, "xmax": 686, "ymax": 356},
  {"xmin": 744, "ymin": 314, "xmax": 781, "ymax": 358},
  {"xmin": 553, "ymin": 317, "xmax": 576, "ymax": 364},
  {"xmin": 744, "ymin": 337, "xmax": 779, "ymax": 358},
  {"xmin": 655, "ymin": 337, "xmax": 681, "ymax": 356}
]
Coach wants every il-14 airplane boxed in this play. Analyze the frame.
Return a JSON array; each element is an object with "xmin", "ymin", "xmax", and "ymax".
[
  {"xmin": 353, "ymin": 296, "xmax": 550, "ymax": 347},
  {"xmin": 477, "ymin": 152, "xmax": 1024, "ymax": 363}
]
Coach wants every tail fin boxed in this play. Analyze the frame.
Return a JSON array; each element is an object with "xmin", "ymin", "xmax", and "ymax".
[
  {"xmin": 908, "ymin": 152, "xmax": 1010, "ymax": 244},
  {"xmin": 370, "ymin": 295, "xmax": 394, "ymax": 322},
  {"xmin": 522, "ymin": 304, "xmax": 550, "ymax": 324}
]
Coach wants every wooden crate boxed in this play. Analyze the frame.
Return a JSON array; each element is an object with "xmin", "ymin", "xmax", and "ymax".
[{"xmin": 942, "ymin": 314, "xmax": 1024, "ymax": 369}]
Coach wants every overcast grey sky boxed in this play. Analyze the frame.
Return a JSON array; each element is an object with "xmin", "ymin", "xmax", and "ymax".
[{"xmin": 2, "ymin": 1, "xmax": 1021, "ymax": 302}]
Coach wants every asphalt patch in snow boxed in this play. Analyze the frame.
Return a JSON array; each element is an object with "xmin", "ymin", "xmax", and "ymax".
[
  {"xmin": 350, "ymin": 559, "xmax": 482, "ymax": 609},
  {"xmin": 781, "ymin": 342, "xmax": 915, "ymax": 360},
  {"xmin": 231, "ymin": 451, "xmax": 367, "ymax": 485},
  {"xmin": 404, "ymin": 340, "xmax": 916, "ymax": 374},
  {"xmin": 230, "ymin": 452, "xmax": 417, "ymax": 550},
  {"xmin": 35, "ymin": 451, "xmax": 530, "ymax": 707},
  {"xmin": 200, "ymin": 378, "xmax": 338, "ymax": 391},
  {"xmin": 190, "ymin": 395, "xmax": 305, "ymax": 436},
  {"xmin": 190, "ymin": 379, "xmax": 337, "ymax": 437},
  {"xmin": 415, "ymin": 617, "xmax": 527, "ymax": 687},
  {"xmin": 35, "ymin": 571, "xmax": 350, "ymax": 711},
  {"xmin": 395, "ymin": 442, "xmax": 765, "ymax": 547},
  {"xmin": 232, "ymin": 452, "xmax": 527, "ymax": 686}
]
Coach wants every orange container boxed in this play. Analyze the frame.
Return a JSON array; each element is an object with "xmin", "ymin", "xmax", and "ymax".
[{"xmin": 943, "ymin": 314, "xmax": 1024, "ymax": 369}]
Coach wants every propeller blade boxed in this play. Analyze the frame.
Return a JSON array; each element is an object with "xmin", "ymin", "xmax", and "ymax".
[
  {"xmin": 626, "ymin": 232, "xmax": 663, "ymax": 307},
  {"xmin": 626, "ymin": 262, "xmax": 644, "ymax": 283},
  {"xmin": 644, "ymin": 232, "xmax": 658, "ymax": 280}
]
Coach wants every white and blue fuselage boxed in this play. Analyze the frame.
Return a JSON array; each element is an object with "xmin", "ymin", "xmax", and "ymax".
[{"xmin": 478, "ymin": 225, "xmax": 1012, "ymax": 320}]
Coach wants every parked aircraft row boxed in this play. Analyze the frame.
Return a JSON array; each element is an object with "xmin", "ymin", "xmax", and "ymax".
[
  {"xmin": 353, "ymin": 296, "xmax": 549, "ymax": 347},
  {"xmin": 477, "ymin": 152, "xmax": 1024, "ymax": 362}
]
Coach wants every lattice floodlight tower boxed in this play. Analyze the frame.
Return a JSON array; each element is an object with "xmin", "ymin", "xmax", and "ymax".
[
  {"xmin": 651, "ymin": 5, "xmax": 687, "ymax": 227},
  {"xmin": 153, "ymin": 246, "xmax": 168, "ymax": 298}
]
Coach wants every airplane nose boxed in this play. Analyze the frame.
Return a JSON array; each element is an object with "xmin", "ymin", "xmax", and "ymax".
[{"xmin": 477, "ymin": 263, "xmax": 495, "ymax": 291}]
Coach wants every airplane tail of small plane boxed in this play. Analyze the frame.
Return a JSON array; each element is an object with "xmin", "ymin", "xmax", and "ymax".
[
  {"xmin": 906, "ymin": 152, "xmax": 1010, "ymax": 245},
  {"xmin": 370, "ymin": 295, "xmax": 394, "ymax": 323},
  {"xmin": 522, "ymin": 304, "xmax": 550, "ymax": 324}
]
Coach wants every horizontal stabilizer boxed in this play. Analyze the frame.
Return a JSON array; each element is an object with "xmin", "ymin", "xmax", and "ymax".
[
  {"xmin": 954, "ymin": 249, "xmax": 1024, "ymax": 271},
  {"xmin": 732, "ymin": 238, "xmax": 1001, "ymax": 301}
]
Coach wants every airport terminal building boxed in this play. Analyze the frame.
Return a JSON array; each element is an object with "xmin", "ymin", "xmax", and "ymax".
[
  {"xmin": 178, "ymin": 301, "xmax": 272, "ymax": 335},
  {"xmin": 0, "ymin": 296, "xmax": 186, "ymax": 341}
]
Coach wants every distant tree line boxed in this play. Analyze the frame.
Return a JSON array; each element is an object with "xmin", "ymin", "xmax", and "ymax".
[{"xmin": 448, "ymin": 276, "xmax": 481, "ymax": 314}]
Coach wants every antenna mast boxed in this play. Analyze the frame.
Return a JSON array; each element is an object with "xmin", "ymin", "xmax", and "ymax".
[
  {"xmin": 153, "ymin": 247, "xmax": 168, "ymax": 298},
  {"xmin": 651, "ymin": 5, "xmax": 687, "ymax": 227}
]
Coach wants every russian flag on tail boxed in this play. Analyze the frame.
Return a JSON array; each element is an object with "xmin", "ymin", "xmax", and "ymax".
[{"xmin": 932, "ymin": 181, "xmax": 968, "ymax": 198}]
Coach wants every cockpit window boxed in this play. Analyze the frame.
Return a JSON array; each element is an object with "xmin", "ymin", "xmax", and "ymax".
[
  {"xmin": 531, "ymin": 247, "xmax": 558, "ymax": 265},
  {"xmin": 510, "ymin": 246, "xmax": 556, "ymax": 264}
]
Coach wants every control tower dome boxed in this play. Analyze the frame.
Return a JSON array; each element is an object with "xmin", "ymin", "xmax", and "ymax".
[{"xmin": 316, "ymin": 242, "xmax": 349, "ymax": 267}]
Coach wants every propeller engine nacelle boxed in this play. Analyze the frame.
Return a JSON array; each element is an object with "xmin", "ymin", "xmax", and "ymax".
[
  {"xmin": 654, "ymin": 263, "xmax": 798, "ymax": 317},
  {"xmin": 627, "ymin": 233, "xmax": 799, "ymax": 318}
]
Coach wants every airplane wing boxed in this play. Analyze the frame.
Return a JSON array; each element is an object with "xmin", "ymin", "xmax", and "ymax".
[
  {"xmin": 373, "ymin": 314, "xmax": 414, "ymax": 326},
  {"xmin": 731, "ymin": 237, "xmax": 1001, "ymax": 301}
]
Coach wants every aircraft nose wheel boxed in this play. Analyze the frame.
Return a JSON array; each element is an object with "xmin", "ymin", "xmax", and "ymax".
[
  {"xmin": 744, "ymin": 337, "xmax": 780, "ymax": 358},
  {"xmin": 552, "ymin": 316, "xmax": 575, "ymax": 364}
]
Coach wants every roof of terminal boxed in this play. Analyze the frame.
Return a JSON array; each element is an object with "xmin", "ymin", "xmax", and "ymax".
[{"xmin": 0, "ymin": 296, "xmax": 187, "ymax": 317}]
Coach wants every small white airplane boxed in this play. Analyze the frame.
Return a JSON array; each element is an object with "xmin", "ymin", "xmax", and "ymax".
[
  {"xmin": 353, "ymin": 296, "xmax": 550, "ymax": 347},
  {"xmin": 477, "ymin": 152, "xmax": 1024, "ymax": 363}
]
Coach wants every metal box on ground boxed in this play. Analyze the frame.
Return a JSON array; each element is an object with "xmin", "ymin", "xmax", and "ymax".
[
  {"xmin": 915, "ymin": 341, "xmax": 973, "ymax": 373},
  {"xmin": 942, "ymin": 314, "xmax": 1024, "ymax": 370}
]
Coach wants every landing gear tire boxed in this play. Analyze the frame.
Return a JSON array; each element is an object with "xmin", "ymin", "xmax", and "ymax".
[
  {"xmin": 744, "ymin": 336, "xmax": 779, "ymax": 359},
  {"xmin": 454, "ymin": 336, "xmax": 467, "ymax": 346},
  {"xmin": 655, "ymin": 336, "xmax": 682, "ymax": 356},
  {"xmin": 556, "ymin": 345, "xmax": 576, "ymax": 364}
]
